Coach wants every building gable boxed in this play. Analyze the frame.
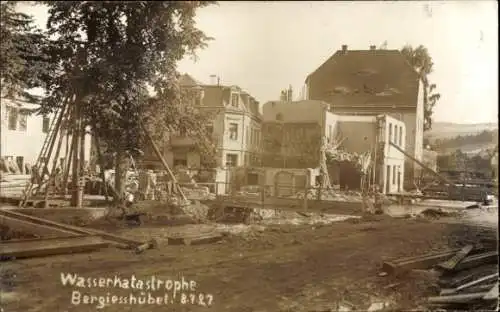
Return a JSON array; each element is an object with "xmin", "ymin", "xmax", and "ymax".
[{"xmin": 306, "ymin": 48, "xmax": 420, "ymax": 108}]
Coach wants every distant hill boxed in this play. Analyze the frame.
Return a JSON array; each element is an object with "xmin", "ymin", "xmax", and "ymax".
[
  {"xmin": 425, "ymin": 122, "xmax": 498, "ymax": 140},
  {"xmin": 426, "ymin": 123, "xmax": 498, "ymax": 155}
]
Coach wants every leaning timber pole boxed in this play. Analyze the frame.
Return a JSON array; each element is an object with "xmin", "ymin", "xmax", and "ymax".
[{"xmin": 71, "ymin": 100, "xmax": 83, "ymax": 208}]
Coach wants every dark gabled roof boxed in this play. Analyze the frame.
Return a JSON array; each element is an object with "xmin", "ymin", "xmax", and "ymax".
[
  {"xmin": 306, "ymin": 49, "xmax": 420, "ymax": 107},
  {"xmin": 179, "ymin": 73, "xmax": 202, "ymax": 86}
]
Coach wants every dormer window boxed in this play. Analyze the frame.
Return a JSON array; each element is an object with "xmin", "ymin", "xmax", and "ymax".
[{"xmin": 231, "ymin": 93, "xmax": 239, "ymax": 107}]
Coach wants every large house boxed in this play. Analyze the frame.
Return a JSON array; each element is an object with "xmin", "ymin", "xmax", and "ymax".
[
  {"xmin": 304, "ymin": 45, "xmax": 424, "ymax": 184},
  {"xmin": 261, "ymin": 100, "xmax": 406, "ymax": 194},
  {"xmin": 141, "ymin": 74, "xmax": 262, "ymax": 171}
]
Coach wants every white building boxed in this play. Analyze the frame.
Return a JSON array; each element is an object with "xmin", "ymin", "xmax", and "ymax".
[{"xmin": 1, "ymin": 96, "xmax": 91, "ymax": 175}]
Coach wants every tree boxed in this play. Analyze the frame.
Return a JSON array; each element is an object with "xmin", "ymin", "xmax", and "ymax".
[
  {"xmin": 40, "ymin": 1, "xmax": 216, "ymax": 203},
  {"xmin": 0, "ymin": 1, "xmax": 54, "ymax": 99},
  {"xmin": 401, "ymin": 45, "xmax": 441, "ymax": 131}
]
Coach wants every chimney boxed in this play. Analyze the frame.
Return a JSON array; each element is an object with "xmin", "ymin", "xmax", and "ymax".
[
  {"xmin": 209, "ymin": 74, "xmax": 217, "ymax": 85},
  {"xmin": 280, "ymin": 90, "xmax": 287, "ymax": 101},
  {"xmin": 341, "ymin": 45, "xmax": 348, "ymax": 53},
  {"xmin": 370, "ymin": 45, "xmax": 376, "ymax": 50},
  {"xmin": 287, "ymin": 85, "xmax": 293, "ymax": 102}
]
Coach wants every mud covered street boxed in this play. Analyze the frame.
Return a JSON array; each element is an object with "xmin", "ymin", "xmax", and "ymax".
[{"xmin": 2, "ymin": 216, "xmax": 475, "ymax": 312}]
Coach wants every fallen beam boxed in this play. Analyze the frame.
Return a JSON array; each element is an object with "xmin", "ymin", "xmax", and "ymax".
[
  {"xmin": 167, "ymin": 231, "xmax": 223, "ymax": 246},
  {"xmin": 483, "ymin": 283, "xmax": 499, "ymax": 300},
  {"xmin": 440, "ymin": 273, "xmax": 499, "ymax": 295},
  {"xmin": 437, "ymin": 244, "xmax": 474, "ymax": 271},
  {"xmin": 1, "ymin": 235, "xmax": 109, "ymax": 260},
  {"xmin": 454, "ymin": 251, "xmax": 498, "ymax": 271},
  {"xmin": 0, "ymin": 209, "xmax": 145, "ymax": 247},
  {"xmin": 0, "ymin": 215, "xmax": 79, "ymax": 238},
  {"xmin": 427, "ymin": 292, "xmax": 487, "ymax": 304},
  {"xmin": 382, "ymin": 248, "xmax": 463, "ymax": 274}
]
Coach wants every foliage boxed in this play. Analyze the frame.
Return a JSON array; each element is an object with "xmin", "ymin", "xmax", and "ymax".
[
  {"xmin": 437, "ymin": 149, "xmax": 494, "ymax": 175},
  {"xmin": 432, "ymin": 130, "xmax": 497, "ymax": 151},
  {"xmin": 0, "ymin": 1, "xmax": 55, "ymax": 99},
  {"xmin": 401, "ymin": 45, "xmax": 440, "ymax": 131},
  {"xmin": 39, "ymin": 1, "xmax": 216, "ymax": 200}
]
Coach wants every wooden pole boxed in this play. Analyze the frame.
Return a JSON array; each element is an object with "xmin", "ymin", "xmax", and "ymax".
[
  {"xmin": 142, "ymin": 125, "xmax": 187, "ymax": 202},
  {"xmin": 40, "ymin": 100, "xmax": 68, "ymax": 181},
  {"xmin": 44, "ymin": 105, "xmax": 68, "ymax": 208},
  {"xmin": 71, "ymin": 102, "xmax": 82, "ymax": 207}
]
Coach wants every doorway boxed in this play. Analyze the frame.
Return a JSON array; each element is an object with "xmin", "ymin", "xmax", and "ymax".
[{"xmin": 386, "ymin": 165, "xmax": 391, "ymax": 194}]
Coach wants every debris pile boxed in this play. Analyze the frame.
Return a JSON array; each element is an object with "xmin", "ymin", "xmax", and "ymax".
[{"xmin": 380, "ymin": 223, "xmax": 498, "ymax": 311}]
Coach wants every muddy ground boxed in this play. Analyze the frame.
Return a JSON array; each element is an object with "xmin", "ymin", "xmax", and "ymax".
[{"xmin": 2, "ymin": 212, "xmax": 490, "ymax": 312}]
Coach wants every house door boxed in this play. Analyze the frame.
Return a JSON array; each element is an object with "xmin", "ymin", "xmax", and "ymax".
[
  {"xmin": 16, "ymin": 156, "xmax": 24, "ymax": 174},
  {"xmin": 386, "ymin": 165, "xmax": 391, "ymax": 194}
]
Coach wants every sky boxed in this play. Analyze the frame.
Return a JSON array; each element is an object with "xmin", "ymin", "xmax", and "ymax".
[{"xmin": 18, "ymin": 1, "xmax": 498, "ymax": 124}]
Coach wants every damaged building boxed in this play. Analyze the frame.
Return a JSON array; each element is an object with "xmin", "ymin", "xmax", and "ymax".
[
  {"xmin": 303, "ymin": 44, "xmax": 424, "ymax": 188},
  {"xmin": 260, "ymin": 100, "xmax": 405, "ymax": 195}
]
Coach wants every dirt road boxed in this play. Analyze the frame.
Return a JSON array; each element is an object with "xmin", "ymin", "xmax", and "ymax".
[{"xmin": 1, "ymin": 217, "xmax": 467, "ymax": 312}]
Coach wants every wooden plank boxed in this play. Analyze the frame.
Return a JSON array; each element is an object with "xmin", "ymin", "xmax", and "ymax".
[
  {"xmin": 0, "ymin": 215, "xmax": 80, "ymax": 237},
  {"xmin": 440, "ymin": 273, "xmax": 499, "ymax": 295},
  {"xmin": 0, "ymin": 209, "xmax": 144, "ymax": 247},
  {"xmin": 483, "ymin": 283, "xmax": 499, "ymax": 300},
  {"xmin": 382, "ymin": 249, "xmax": 463, "ymax": 274},
  {"xmin": 437, "ymin": 244, "xmax": 474, "ymax": 271},
  {"xmin": 167, "ymin": 232, "xmax": 223, "ymax": 246},
  {"xmin": 454, "ymin": 251, "xmax": 498, "ymax": 271},
  {"xmin": 427, "ymin": 292, "xmax": 486, "ymax": 304},
  {"xmin": 1, "ymin": 235, "xmax": 109, "ymax": 260}
]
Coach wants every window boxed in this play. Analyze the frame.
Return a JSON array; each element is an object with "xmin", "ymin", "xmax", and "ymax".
[
  {"xmin": 231, "ymin": 93, "xmax": 239, "ymax": 107},
  {"xmin": 393, "ymin": 165, "xmax": 396, "ymax": 184},
  {"xmin": 229, "ymin": 123, "xmax": 238, "ymax": 140},
  {"xmin": 394, "ymin": 125, "xmax": 398, "ymax": 145},
  {"xmin": 205, "ymin": 125, "xmax": 213, "ymax": 136},
  {"xmin": 276, "ymin": 113, "xmax": 283, "ymax": 121},
  {"xmin": 18, "ymin": 112, "xmax": 27, "ymax": 131},
  {"xmin": 226, "ymin": 154, "xmax": 238, "ymax": 167},
  {"xmin": 194, "ymin": 96, "xmax": 202, "ymax": 106},
  {"xmin": 399, "ymin": 126, "xmax": 403, "ymax": 146},
  {"xmin": 7, "ymin": 106, "xmax": 18, "ymax": 130},
  {"xmin": 388, "ymin": 123, "xmax": 393, "ymax": 142},
  {"xmin": 246, "ymin": 126, "xmax": 249, "ymax": 144},
  {"xmin": 42, "ymin": 117, "xmax": 50, "ymax": 133}
]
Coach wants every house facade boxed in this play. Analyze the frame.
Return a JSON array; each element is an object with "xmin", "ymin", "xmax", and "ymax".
[
  {"xmin": 141, "ymin": 74, "xmax": 262, "ymax": 171},
  {"xmin": 1, "ymin": 96, "xmax": 91, "ymax": 174},
  {"xmin": 261, "ymin": 100, "xmax": 405, "ymax": 194},
  {"xmin": 304, "ymin": 45, "xmax": 424, "ymax": 185}
]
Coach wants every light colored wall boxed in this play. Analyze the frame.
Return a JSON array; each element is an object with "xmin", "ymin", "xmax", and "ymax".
[
  {"xmin": 415, "ymin": 80, "xmax": 425, "ymax": 163},
  {"xmin": 383, "ymin": 115, "xmax": 406, "ymax": 193},
  {"xmin": 324, "ymin": 111, "xmax": 337, "ymax": 143},
  {"xmin": 1, "ymin": 99, "xmax": 91, "ymax": 173}
]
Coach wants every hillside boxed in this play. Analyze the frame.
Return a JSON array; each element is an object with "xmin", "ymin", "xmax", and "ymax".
[
  {"xmin": 426, "ymin": 123, "xmax": 498, "ymax": 155},
  {"xmin": 425, "ymin": 122, "xmax": 498, "ymax": 140}
]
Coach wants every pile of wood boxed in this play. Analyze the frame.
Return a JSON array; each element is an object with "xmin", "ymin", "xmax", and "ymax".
[
  {"xmin": 381, "ymin": 225, "xmax": 498, "ymax": 311},
  {"xmin": 0, "ymin": 174, "xmax": 30, "ymax": 198}
]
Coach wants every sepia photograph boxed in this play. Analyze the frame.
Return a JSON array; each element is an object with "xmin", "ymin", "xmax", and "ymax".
[{"xmin": 0, "ymin": 1, "xmax": 498, "ymax": 311}]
